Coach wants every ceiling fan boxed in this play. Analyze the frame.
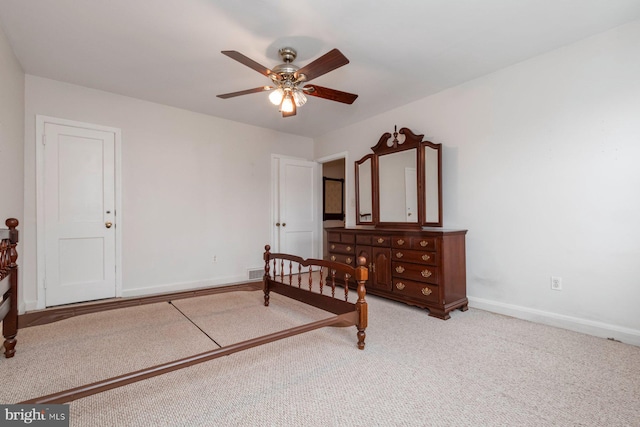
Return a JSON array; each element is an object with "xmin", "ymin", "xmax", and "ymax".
[{"xmin": 217, "ymin": 47, "xmax": 358, "ymax": 117}]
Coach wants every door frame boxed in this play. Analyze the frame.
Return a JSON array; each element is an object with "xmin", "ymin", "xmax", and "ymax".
[
  {"xmin": 35, "ymin": 115, "xmax": 123, "ymax": 310},
  {"xmin": 316, "ymin": 151, "xmax": 349, "ymax": 258}
]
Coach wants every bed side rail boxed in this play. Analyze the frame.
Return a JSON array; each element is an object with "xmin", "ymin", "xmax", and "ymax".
[{"xmin": 1, "ymin": 218, "xmax": 19, "ymax": 358}]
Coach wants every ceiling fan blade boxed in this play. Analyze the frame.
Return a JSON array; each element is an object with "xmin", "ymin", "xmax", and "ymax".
[
  {"xmin": 282, "ymin": 102, "xmax": 296, "ymax": 118},
  {"xmin": 295, "ymin": 49, "xmax": 349, "ymax": 82},
  {"xmin": 217, "ymin": 86, "xmax": 271, "ymax": 99},
  {"xmin": 221, "ymin": 51, "xmax": 273, "ymax": 77},
  {"xmin": 303, "ymin": 85, "xmax": 358, "ymax": 104}
]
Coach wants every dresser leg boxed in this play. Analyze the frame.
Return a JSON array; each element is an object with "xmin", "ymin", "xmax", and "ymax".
[{"xmin": 427, "ymin": 308, "xmax": 450, "ymax": 320}]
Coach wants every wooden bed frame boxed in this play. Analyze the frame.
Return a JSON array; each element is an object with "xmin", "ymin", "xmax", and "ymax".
[
  {"xmin": 16, "ymin": 244, "xmax": 368, "ymax": 404},
  {"xmin": 1, "ymin": 218, "xmax": 19, "ymax": 359}
]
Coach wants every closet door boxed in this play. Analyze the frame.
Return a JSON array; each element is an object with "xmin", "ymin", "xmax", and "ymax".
[{"xmin": 273, "ymin": 157, "xmax": 319, "ymax": 260}]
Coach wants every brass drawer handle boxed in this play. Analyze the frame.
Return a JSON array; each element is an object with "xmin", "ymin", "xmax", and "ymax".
[
  {"xmin": 396, "ymin": 252, "xmax": 403, "ymax": 258},
  {"xmin": 395, "ymin": 282, "xmax": 405, "ymax": 290},
  {"xmin": 421, "ymin": 287, "xmax": 432, "ymax": 296},
  {"xmin": 330, "ymin": 255, "xmax": 336, "ymax": 261},
  {"xmin": 421, "ymin": 269, "xmax": 432, "ymax": 278},
  {"xmin": 331, "ymin": 244, "xmax": 335, "ymax": 250},
  {"xmin": 420, "ymin": 240, "xmax": 429, "ymax": 247},
  {"xmin": 422, "ymin": 254, "xmax": 430, "ymax": 261},
  {"xmin": 377, "ymin": 238, "xmax": 385, "ymax": 244},
  {"xmin": 346, "ymin": 257, "xmax": 352, "ymax": 264},
  {"xmin": 395, "ymin": 266, "xmax": 405, "ymax": 273},
  {"xmin": 397, "ymin": 239, "xmax": 405, "ymax": 246},
  {"xmin": 346, "ymin": 246, "xmax": 352, "ymax": 252}
]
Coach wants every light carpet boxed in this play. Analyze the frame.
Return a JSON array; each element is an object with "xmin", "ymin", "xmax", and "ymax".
[{"xmin": 1, "ymin": 290, "xmax": 639, "ymax": 426}]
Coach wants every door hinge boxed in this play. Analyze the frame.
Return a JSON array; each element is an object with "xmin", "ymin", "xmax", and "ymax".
[
  {"xmin": 43, "ymin": 277, "xmax": 47, "ymax": 289},
  {"xmin": 42, "ymin": 134, "xmax": 46, "ymax": 145}
]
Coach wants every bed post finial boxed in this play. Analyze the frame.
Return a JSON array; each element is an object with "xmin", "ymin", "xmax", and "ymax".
[
  {"xmin": 263, "ymin": 245, "xmax": 271, "ymax": 307},
  {"xmin": 355, "ymin": 255, "xmax": 368, "ymax": 350},
  {"xmin": 3, "ymin": 218, "xmax": 19, "ymax": 358}
]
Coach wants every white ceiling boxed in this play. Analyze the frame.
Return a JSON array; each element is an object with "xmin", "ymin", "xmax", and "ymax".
[{"xmin": 1, "ymin": 0, "xmax": 640, "ymax": 138}]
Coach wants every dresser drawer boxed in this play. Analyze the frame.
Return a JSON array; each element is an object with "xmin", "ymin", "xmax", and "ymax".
[
  {"xmin": 327, "ymin": 231, "xmax": 341, "ymax": 243},
  {"xmin": 392, "ymin": 236, "xmax": 438, "ymax": 251},
  {"xmin": 372, "ymin": 235, "xmax": 391, "ymax": 247},
  {"xmin": 329, "ymin": 242, "xmax": 355, "ymax": 255},
  {"xmin": 328, "ymin": 253, "xmax": 355, "ymax": 266},
  {"xmin": 392, "ymin": 261, "xmax": 439, "ymax": 284},
  {"xmin": 356, "ymin": 234, "xmax": 372, "ymax": 245},
  {"xmin": 392, "ymin": 278, "xmax": 439, "ymax": 304},
  {"xmin": 327, "ymin": 231, "xmax": 355, "ymax": 244},
  {"xmin": 341, "ymin": 233, "xmax": 355, "ymax": 244},
  {"xmin": 392, "ymin": 249, "xmax": 437, "ymax": 266}
]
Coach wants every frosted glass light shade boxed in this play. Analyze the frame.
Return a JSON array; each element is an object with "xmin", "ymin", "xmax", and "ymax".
[
  {"xmin": 280, "ymin": 95, "xmax": 294, "ymax": 113},
  {"xmin": 269, "ymin": 88, "xmax": 284, "ymax": 105},
  {"xmin": 293, "ymin": 90, "xmax": 307, "ymax": 107}
]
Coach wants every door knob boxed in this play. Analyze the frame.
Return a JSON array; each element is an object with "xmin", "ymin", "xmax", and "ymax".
[
  {"xmin": 282, "ymin": 223, "xmax": 286, "ymax": 227},
  {"xmin": 276, "ymin": 223, "xmax": 281, "ymax": 227},
  {"xmin": 105, "ymin": 221, "xmax": 113, "ymax": 228}
]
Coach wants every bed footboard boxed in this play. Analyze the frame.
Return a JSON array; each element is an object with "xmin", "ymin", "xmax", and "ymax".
[
  {"xmin": 1, "ymin": 218, "xmax": 19, "ymax": 358},
  {"xmin": 263, "ymin": 245, "xmax": 368, "ymax": 349}
]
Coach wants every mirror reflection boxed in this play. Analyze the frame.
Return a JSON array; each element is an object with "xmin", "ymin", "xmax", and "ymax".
[
  {"xmin": 424, "ymin": 145, "xmax": 440, "ymax": 224},
  {"xmin": 357, "ymin": 158, "xmax": 373, "ymax": 223},
  {"xmin": 379, "ymin": 149, "xmax": 418, "ymax": 223}
]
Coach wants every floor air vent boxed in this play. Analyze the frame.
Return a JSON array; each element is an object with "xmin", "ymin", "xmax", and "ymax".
[{"xmin": 248, "ymin": 268, "xmax": 263, "ymax": 280}]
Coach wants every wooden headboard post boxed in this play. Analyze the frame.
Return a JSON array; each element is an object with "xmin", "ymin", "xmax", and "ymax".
[
  {"xmin": 263, "ymin": 244, "xmax": 272, "ymax": 307},
  {"xmin": 354, "ymin": 255, "xmax": 368, "ymax": 350},
  {"xmin": 1, "ymin": 218, "xmax": 19, "ymax": 358}
]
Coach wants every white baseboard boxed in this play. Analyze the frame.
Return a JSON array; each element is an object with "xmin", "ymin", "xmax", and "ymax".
[
  {"xmin": 468, "ymin": 296, "xmax": 640, "ymax": 347},
  {"xmin": 122, "ymin": 275, "xmax": 251, "ymax": 298}
]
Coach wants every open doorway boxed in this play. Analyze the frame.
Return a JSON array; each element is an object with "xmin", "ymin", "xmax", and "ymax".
[{"xmin": 321, "ymin": 157, "xmax": 346, "ymax": 259}]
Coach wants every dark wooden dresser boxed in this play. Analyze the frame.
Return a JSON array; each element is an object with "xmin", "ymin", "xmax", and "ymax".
[{"xmin": 327, "ymin": 227, "xmax": 467, "ymax": 319}]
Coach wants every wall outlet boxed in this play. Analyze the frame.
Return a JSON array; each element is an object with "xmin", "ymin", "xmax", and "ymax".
[
  {"xmin": 213, "ymin": 255, "xmax": 217, "ymax": 263},
  {"xmin": 551, "ymin": 276, "xmax": 562, "ymax": 291}
]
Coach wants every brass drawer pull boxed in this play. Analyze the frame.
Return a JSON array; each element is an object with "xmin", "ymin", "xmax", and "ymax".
[
  {"xmin": 422, "ymin": 254, "xmax": 430, "ymax": 261},
  {"xmin": 396, "ymin": 252, "xmax": 403, "ymax": 258},
  {"xmin": 377, "ymin": 238, "xmax": 385, "ymax": 244},
  {"xmin": 346, "ymin": 246, "xmax": 352, "ymax": 252},
  {"xmin": 395, "ymin": 282, "xmax": 405, "ymax": 290},
  {"xmin": 420, "ymin": 240, "xmax": 429, "ymax": 247},
  {"xmin": 330, "ymin": 256, "xmax": 336, "ymax": 261},
  {"xmin": 331, "ymin": 244, "xmax": 335, "ymax": 250},
  {"xmin": 397, "ymin": 239, "xmax": 405, "ymax": 246},
  {"xmin": 346, "ymin": 257, "xmax": 353, "ymax": 264},
  {"xmin": 395, "ymin": 266, "xmax": 405, "ymax": 273},
  {"xmin": 421, "ymin": 269, "xmax": 432, "ymax": 278},
  {"xmin": 421, "ymin": 287, "xmax": 432, "ymax": 296}
]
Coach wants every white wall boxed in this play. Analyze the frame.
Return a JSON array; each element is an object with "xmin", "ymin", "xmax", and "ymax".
[
  {"xmin": 315, "ymin": 20, "xmax": 640, "ymax": 344},
  {"xmin": 0, "ymin": 22, "xmax": 24, "ymax": 225},
  {"xmin": 23, "ymin": 76, "xmax": 313, "ymax": 309}
]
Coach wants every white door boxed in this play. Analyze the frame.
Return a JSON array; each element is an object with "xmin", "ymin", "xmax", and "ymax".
[
  {"xmin": 274, "ymin": 157, "xmax": 319, "ymax": 260},
  {"xmin": 43, "ymin": 123, "xmax": 117, "ymax": 306},
  {"xmin": 405, "ymin": 167, "xmax": 417, "ymax": 222}
]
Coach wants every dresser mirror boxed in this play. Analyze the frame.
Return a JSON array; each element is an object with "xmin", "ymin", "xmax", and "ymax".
[
  {"xmin": 355, "ymin": 127, "xmax": 442, "ymax": 228},
  {"xmin": 355, "ymin": 156, "xmax": 374, "ymax": 224}
]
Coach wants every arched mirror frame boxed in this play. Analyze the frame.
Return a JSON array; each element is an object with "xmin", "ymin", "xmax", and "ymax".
[{"xmin": 355, "ymin": 127, "xmax": 443, "ymax": 228}]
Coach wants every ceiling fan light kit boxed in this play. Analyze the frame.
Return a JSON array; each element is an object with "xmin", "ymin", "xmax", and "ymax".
[{"xmin": 217, "ymin": 46, "xmax": 358, "ymax": 118}]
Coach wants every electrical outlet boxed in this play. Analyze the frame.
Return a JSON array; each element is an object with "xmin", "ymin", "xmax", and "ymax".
[
  {"xmin": 551, "ymin": 276, "xmax": 562, "ymax": 291},
  {"xmin": 213, "ymin": 255, "xmax": 217, "ymax": 263}
]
